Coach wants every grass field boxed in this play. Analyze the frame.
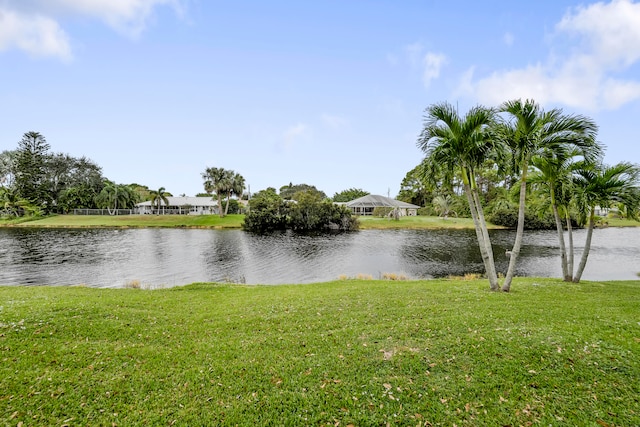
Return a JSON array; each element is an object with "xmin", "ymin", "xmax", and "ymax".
[
  {"xmin": 1, "ymin": 278, "xmax": 639, "ymax": 425},
  {"xmin": 1, "ymin": 214, "xmax": 490, "ymax": 230},
  {"xmin": 0, "ymin": 214, "xmax": 245, "ymax": 229},
  {"xmin": 2, "ymin": 213, "xmax": 637, "ymax": 230},
  {"xmin": 356, "ymin": 215, "xmax": 501, "ymax": 229}
]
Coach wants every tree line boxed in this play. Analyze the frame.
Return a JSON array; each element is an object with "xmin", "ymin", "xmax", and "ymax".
[
  {"xmin": 0, "ymin": 132, "xmax": 171, "ymax": 216},
  {"xmin": 415, "ymin": 99, "xmax": 640, "ymax": 290}
]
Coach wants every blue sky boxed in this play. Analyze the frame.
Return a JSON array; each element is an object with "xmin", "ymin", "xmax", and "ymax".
[{"xmin": 1, "ymin": 0, "xmax": 639, "ymax": 198}]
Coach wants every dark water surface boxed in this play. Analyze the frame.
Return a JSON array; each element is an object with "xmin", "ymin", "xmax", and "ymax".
[{"xmin": 0, "ymin": 227, "xmax": 638, "ymax": 287}]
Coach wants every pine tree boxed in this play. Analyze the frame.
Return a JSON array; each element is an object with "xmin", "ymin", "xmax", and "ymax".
[{"xmin": 14, "ymin": 131, "xmax": 51, "ymax": 211}]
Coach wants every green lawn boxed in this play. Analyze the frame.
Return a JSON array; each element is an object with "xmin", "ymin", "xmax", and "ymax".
[
  {"xmin": 1, "ymin": 214, "xmax": 494, "ymax": 230},
  {"xmin": 0, "ymin": 214, "xmax": 245, "ymax": 228},
  {"xmin": 1, "ymin": 213, "xmax": 637, "ymax": 230},
  {"xmin": 1, "ymin": 278, "xmax": 639, "ymax": 425},
  {"xmin": 600, "ymin": 217, "xmax": 640, "ymax": 227},
  {"xmin": 357, "ymin": 215, "xmax": 503, "ymax": 229}
]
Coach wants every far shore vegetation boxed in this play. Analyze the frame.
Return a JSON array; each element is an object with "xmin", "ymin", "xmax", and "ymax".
[
  {"xmin": 2, "ymin": 278, "xmax": 639, "ymax": 426},
  {"xmin": 2, "ymin": 212, "xmax": 637, "ymax": 230}
]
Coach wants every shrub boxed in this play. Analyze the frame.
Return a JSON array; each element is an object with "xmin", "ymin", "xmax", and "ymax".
[
  {"xmin": 417, "ymin": 206, "xmax": 435, "ymax": 216},
  {"xmin": 372, "ymin": 207, "xmax": 394, "ymax": 217},
  {"xmin": 243, "ymin": 190, "xmax": 358, "ymax": 233},
  {"xmin": 487, "ymin": 206, "xmax": 556, "ymax": 230}
]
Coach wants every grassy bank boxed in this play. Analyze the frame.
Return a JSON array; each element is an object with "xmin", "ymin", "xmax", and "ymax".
[
  {"xmin": 1, "ymin": 278, "xmax": 639, "ymax": 425},
  {"xmin": 1, "ymin": 214, "xmax": 491, "ymax": 230},
  {"xmin": 0, "ymin": 214, "xmax": 245, "ymax": 229},
  {"xmin": 1, "ymin": 213, "xmax": 636, "ymax": 230},
  {"xmin": 357, "ymin": 215, "xmax": 502, "ymax": 229}
]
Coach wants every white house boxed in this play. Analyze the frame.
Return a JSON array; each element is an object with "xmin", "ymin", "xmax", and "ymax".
[
  {"xmin": 136, "ymin": 196, "xmax": 219, "ymax": 215},
  {"xmin": 345, "ymin": 195, "xmax": 420, "ymax": 216}
]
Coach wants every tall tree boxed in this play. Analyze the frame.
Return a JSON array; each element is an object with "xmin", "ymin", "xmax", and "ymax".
[
  {"xmin": 149, "ymin": 187, "xmax": 170, "ymax": 214},
  {"xmin": 496, "ymin": 99, "xmax": 599, "ymax": 291},
  {"xmin": 0, "ymin": 150, "xmax": 17, "ymax": 188},
  {"xmin": 94, "ymin": 181, "xmax": 133, "ymax": 215},
  {"xmin": 530, "ymin": 148, "xmax": 583, "ymax": 281},
  {"xmin": 333, "ymin": 188, "xmax": 370, "ymax": 203},
  {"xmin": 14, "ymin": 132, "xmax": 51, "ymax": 211},
  {"xmin": 225, "ymin": 172, "xmax": 245, "ymax": 215},
  {"xmin": 571, "ymin": 162, "xmax": 640, "ymax": 282},
  {"xmin": 279, "ymin": 183, "xmax": 327, "ymax": 201},
  {"xmin": 202, "ymin": 166, "xmax": 233, "ymax": 217},
  {"xmin": 418, "ymin": 102, "xmax": 501, "ymax": 291}
]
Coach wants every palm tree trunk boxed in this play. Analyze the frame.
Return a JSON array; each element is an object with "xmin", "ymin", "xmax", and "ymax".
[
  {"xmin": 565, "ymin": 210, "xmax": 574, "ymax": 278},
  {"xmin": 470, "ymin": 186, "xmax": 499, "ymax": 289},
  {"xmin": 217, "ymin": 195, "xmax": 224, "ymax": 218},
  {"xmin": 463, "ymin": 176, "xmax": 499, "ymax": 291},
  {"xmin": 573, "ymin": 208, "xmax": 595, "ymax": 283},
  {"xmin": 502, "ymin": 166, "xmax": 528, "ymax": 292},
  {"xmin": 224, "ymin": 191, "xmax": 231, "ymax": 216},
  {"xmin": 552, "ymin": 203, "xmax": 570, "ymax": 281}
]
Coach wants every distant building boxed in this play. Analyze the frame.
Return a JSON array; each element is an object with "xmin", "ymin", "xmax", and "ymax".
[
  {"xmin": 135, "ymin": 196, "xmax": 218, "ymax": 215},
  {"xmin": 344, "ymin": 194, "xmax": 420, "ymax": 216}
]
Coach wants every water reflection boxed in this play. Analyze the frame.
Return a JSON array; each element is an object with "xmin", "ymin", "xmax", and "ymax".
[{"xmin": 0, "ymin": 227, "xmax": 638, "ymax": 287}]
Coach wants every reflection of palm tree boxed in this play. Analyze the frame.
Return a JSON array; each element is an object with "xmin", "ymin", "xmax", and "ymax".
[
  {"xmin": 418, "ymin": 102, "xmax": 500, "ymax": 291},
  {"xmin": 149, "ymin": 187, "xmax": 170, "ymax": 215},
  {"xmin": 571, "ymin": 162, "xmax": 640, "ymax": 282},
  {"xmin": 496, "ymin": 99, "xmax": 599, "ymax": 291}
]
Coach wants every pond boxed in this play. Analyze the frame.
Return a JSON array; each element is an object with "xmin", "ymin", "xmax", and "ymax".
[{"xmin": 0, "ymin": 227, "xmax": 638, "ymax": 287}]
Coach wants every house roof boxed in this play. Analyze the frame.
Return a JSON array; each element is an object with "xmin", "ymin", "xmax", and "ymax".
[
  {"xmin": 136, "ymin": 196, "xmax": 218, "ymax": 207},
  {"xmin": 345, "ymin": 195, "xmax": 420, "ymax": 209}
]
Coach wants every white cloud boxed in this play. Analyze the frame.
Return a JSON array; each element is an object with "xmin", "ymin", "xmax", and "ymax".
[
  {"xmin": 503, "ymin": 32, "xmax": 514, "ymax": 47},
  {"xmin": 321, "ymin": 113, "xmax": 348, "ymax": 129},
  {"xmin": 281, "ymin": 123, "xmax": 308, "ymax": 151},
  {"xmin": 0, "ymin": 7, "xmax": 72, "ymax": 60},
  {"xmin": 557, "ymin": 0, "xmax": 640, "ymax": 68},
  {"xmin": 0, "ymin": 0, "xmax": 184, "ymax": 59},
  {"xmin": 45, "ymin": 0, "xmax": 185, "ymax": 38},
  {"xmin": 401, "ymin": 42, "xmax": 447, "ymax": 89},
  {"xmin": 459, "ymin": 0, "xmax": 640, "ymax": 111},
  {"xmin": 404, "ymin": 42, "xmax": 423, "ymax": 67},
  {"xmin": 422, "ymin": 52, "xmax": 447, "ymax": 88}
]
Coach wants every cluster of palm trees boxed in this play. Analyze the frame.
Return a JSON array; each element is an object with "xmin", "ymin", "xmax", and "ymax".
[
  {"xmin": 201, "ymin": 167, "xmax": 246, "ymax": 217},
  {"xmin": 0, "ymin": 186, "xmax": 35, "ymax": 217},
  {"xmin": 94, "ymin": 182, "xmax": 138, "ymax": 215},
  {"xmin": 419, "ymin": 99, "xmax": 640, "ymax": 290}
]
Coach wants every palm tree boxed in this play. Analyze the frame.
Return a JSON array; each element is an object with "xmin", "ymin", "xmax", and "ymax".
[
  {"xmin": 530, "ymin": 148, "xmax": 581, "ymax": 281},
  {"xmin": 496, "ymin": 99, "xmax": 599, "ymax": 291},
  {"xmin": 432, "ymin": 194, "xmax": 455, "ymax": 218},
  {"xmin": 225, "ymin": 172, "xmax": 246, "ymax": 215},
  {"xmin": 1, "ymin": 187, "xmax": 30, "ymax": 217},
  {"xmin": 571, "ymin": 162, "xmax": 640, "ymax": 282},
  {"xmin": 95, "ymin": 181, "xmax": 131, "ymax": 215},
  {"xmin": 202, "ymin": 167, "xmax": 233, "ymax": 217},
  {"xmin": 149, "ymin": 187, "xmax": 170, "ymax": 215},
  {"xmin": 418, "ymin": 102, "xmax": 501, "ymax": 291}
]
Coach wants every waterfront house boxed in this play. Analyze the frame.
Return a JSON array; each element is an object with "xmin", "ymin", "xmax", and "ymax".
[{"xmin": 345, "ymin": 195, "xmax": 420, "ymax": 216}]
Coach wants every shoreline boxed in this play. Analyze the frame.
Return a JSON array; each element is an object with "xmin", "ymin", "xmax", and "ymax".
[{"xmin": 1, "ymin": 214, "xmax": 638, "ymax": 230}]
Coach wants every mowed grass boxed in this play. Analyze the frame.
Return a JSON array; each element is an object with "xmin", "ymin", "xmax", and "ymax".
[
  {"xmin": 3, "ymin": 214, "xmax": 486, "ymax": 230},
  {"xmin": 3, "ymin": 214, "xmax": 637, "ymax": 230},
  {"xmin": 357, "ymin": 215, "xmax": 503, "ymax": 229},
  {"xmin": 1, "ymin": 279, "xmax": 639, "ymax": 426},
  {"xmin": 1, "ymin": 214, "xmax": 244, "ymax": 229}
]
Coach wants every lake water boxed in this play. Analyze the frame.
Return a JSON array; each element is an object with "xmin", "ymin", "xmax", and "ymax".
[{"xmin": 0, "ymin": 227, "xmax": 638, "ymax": 287}]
